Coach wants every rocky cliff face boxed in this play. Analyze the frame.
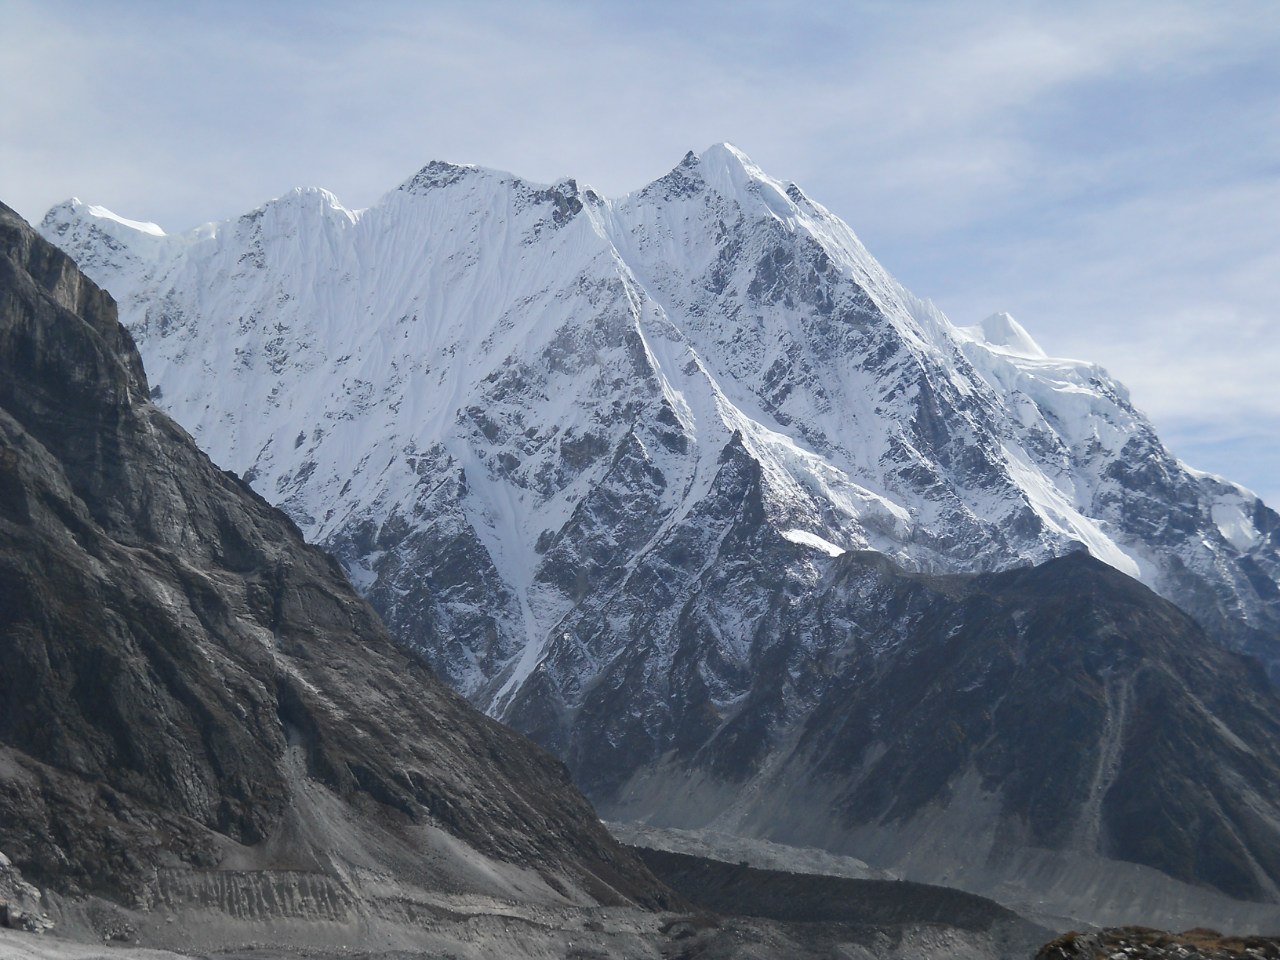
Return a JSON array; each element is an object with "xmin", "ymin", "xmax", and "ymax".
[
  {"xmin": 0, "ymin": 199, "xmax": 670, "ymax": 914},
  {"xmin": 605, "ymin": 552, "xmax": 1280, "ymax": 930}
]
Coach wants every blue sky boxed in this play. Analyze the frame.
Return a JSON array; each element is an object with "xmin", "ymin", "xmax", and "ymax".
[{"xmin": 3, "ymin": 0, "xmax": 1277, "ymax": 503}]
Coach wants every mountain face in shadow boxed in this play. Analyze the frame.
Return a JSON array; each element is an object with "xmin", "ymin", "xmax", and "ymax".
[{"xmin": 604, "ymin": 551, "xmax": 1280, "ymax": 930}]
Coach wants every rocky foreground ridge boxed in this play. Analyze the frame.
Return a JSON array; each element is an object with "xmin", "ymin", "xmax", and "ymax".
[{"xmin": 1037, "ymin": 927, "xmax": 1280, "ymax": 960}]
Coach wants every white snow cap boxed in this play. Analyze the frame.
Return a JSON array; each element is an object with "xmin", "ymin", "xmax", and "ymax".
[
  {"xmin": 698, "ymin": 141, "xmax": 757, "ymax": 174},
  {"xmin": 44, "ymin": 198, "xmax": 166, "ymax": 237},
  {"xmin": 692, "ymin": 142, "xmax": 802, "ymax": 224},
  {"xmin": 961, "ymin": 312, "xmax": 1047, "ymax": 359},
  {"xmin": 85, "ymin": 203, "xmax": 165, "ymax": 236}
]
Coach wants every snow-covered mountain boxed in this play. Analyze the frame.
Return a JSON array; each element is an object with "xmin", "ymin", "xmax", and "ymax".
[
  {"xmin": 33, "ymin": 144, "xmax": 1280, "ymax": 897},
  {"xmin": 39, "ymin": 145, "xmax": 1280, "ymax": 695}
]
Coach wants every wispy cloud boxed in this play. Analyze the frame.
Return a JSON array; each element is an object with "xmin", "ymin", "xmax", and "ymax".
[{"xmin": 2, "ymin": 0, "xmax": 1276, "ymax": 500}]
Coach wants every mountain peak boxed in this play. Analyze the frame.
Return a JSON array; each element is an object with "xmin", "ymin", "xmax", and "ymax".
[
  {"xmin": 271, "ymin": 184, "xmax": 346, "ymax": 206},
  {"xmin": 393, "ymin": 161, "xmax": 587, "ymax": 219},
  {"xmin": 698, "ymin": 141, "xmax": 756, "ymax": 171},
  {"xmin": 961, "ymin": 311, "xmax": 1047, "ymax": 359},
  {"xmin": 695, "ymin": 142, "xmax": 774, "ymax": 197},
  {"xmin": 398, "ymin": 158, "xmax": 485, "ymax": 194},
  {"xmin": 637, "ymin": 142, "xmax": 803, "ymax": 226},
  {"xmin": 41, "ymin": 197, "xmax": 166, "ymax": 239},
  {"xmin": 238, "ymin": 187, "xmax": 357, "ymax": 231}
]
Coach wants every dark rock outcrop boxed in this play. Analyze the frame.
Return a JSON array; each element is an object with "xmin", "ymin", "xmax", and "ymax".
[
  {"xmin": 0, "ymin": 852, "xmax": 52, "ymax": 932},
  {"xmin": 1037, "ymin": 927, "xmax": 1280, "ymax": 960},
  {"xmin": 0, "ymin": 199, "xmax": 671, "ymax": 911}
]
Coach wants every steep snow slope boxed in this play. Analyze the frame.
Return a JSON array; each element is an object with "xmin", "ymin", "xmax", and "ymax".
[{"xmin": 40, "ymin": 144, "xmax": 1280, "ymax": 699}]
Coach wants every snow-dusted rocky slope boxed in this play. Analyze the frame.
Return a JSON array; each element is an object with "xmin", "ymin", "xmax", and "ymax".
[{"xmin": 36, "ymin": 144, "xmax": 1280, "ymax": 923}]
